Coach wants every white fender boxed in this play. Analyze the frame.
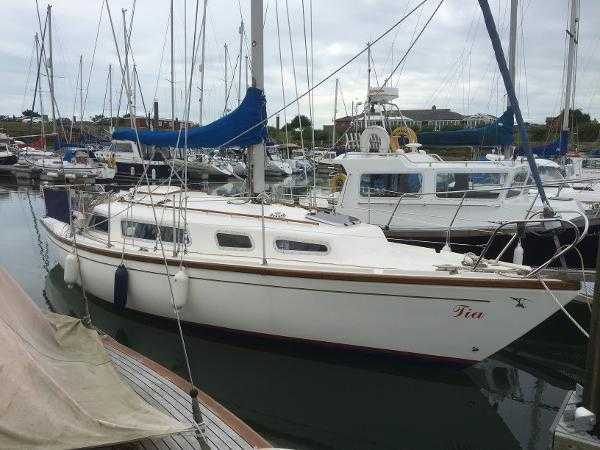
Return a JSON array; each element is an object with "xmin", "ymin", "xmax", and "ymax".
[
  {"xmin": 172, "ymin": 268, "xmax": 189, "ymax": 310},
  {"xmin": 151, "ymin": 168, "xmax": 157, "ymax": 180},
  {"xmin": 63, "ymin": 253, "xmax": 80, "ymax": 288},
  {"xmin": 512, "ymin": 240, "xmax": 524, "ymax": 265}
]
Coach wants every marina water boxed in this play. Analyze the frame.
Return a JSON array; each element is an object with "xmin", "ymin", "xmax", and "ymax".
[{"xmin": 0, "ymin": 181, "xmax": 588, "ymax": 450}]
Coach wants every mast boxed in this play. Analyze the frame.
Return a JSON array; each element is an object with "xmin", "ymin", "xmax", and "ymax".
[
  {"xmin": 198, "ymin": 0, "xmax": 208, "ymax": 125},
  {"xmin": 365, "ymin": 42, "xmax": 371, "ymax": 130},
  {"xmin": 224, "ymin": 43, "xmax": 229, "ymax": 114},
  {"xmin": 35, "ymin": 34, "xmax": 46, "ymax": 150},
  {"xmin": 132, "ymin": 63, "xmax": 137, "ymax": 119},
  {"xmin": 245, "ymin": 55, "xmax": 248, "ymax": 89},
  {"xmin": 47, "ymin": 5, "xmax": 56, "ymax": 133},
  {"xmin": 331, "ymin": 78, "xmax": 339, "ymax": 146},
  {"xmin": 478, "ymin": 0, "xmax": 550, "ymax": 208},
  {"xmin": 122, "ymin": 9, "xmax": 134, "ymax": 128},
  {"xmin": 79, "ymin": 55, "xmax": 83, "ymax": 124},
  {"xmin": 237, "ymin": 20, "xmax": 244, "ymax": 106},
  {"xmin": 109, "ymin": 64, "xmax": 113, "ymax": 129},
  {"xmin": 249, "ymin": 0, "xmax": 265, "ymax": 195},
  {"xmin": 560, "ymin": 0, "xmax": 579, "ymax": 153},
  {"xmin": 170, "ymin": 0, "xmax": 175, "ymax": 130},
  {"xmin": 507, "ymin": 0, "xmax": 518, "ymax": 104}
]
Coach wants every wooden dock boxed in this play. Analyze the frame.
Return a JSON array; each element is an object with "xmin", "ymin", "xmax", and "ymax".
[{"xmin": 102, "ymin": 336, "xmax": 271, "ymax": 450}]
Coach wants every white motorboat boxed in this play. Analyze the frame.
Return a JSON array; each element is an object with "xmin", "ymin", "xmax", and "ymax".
[
  {"xmin": 23, "ymin": 148, "xmax": 115, "ymax": 181},
  {"xmin": 0, "ymin": 143, "xmax": 18, "ymax": 165},
  {"xmin": 42, "ymin": 185, "xmax": 578, "ymax": 364},
  {"xmin": 95, "ymin": 140, "xmax": 172, "ymax": 181}
]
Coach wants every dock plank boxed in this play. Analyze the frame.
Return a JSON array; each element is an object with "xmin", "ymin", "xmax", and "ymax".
[{"xmin": 100, "ymin": 339, "xmax": 268, "ymax": 450}]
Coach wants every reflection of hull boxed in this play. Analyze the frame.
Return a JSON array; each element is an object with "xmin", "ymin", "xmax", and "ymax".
[
  {"xmin": 45, "ymin": 263, "xmax": 521, "ymax": 450},
  {"xmin": 172, "ymin": 159, "xmax": 232, "ymax": 180},
  {"xmin": 115, "ymin": 161, "xmax": 172, "ymax": 180},
  {"xmin": 43, "ymin": 216, "xmax": 578, "ymax": 364},
  {"xmin": 0, "ymin": 154, "xmax": 17, "ymax": 165}
]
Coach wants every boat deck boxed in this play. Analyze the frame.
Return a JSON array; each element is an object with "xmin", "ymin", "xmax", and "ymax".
[{"xmin": 101, "ymin": 337, "xmax": 270, "ymax": 450}]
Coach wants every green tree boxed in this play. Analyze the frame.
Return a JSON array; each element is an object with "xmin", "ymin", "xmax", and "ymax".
[{"xmin": 287, "ymin": 114, "xmax": 312, "ymax": 130}]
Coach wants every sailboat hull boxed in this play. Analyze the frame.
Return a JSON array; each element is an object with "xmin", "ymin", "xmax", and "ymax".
[{"xmin": 43, "ymin": 218, "xmax": 577, "ymax": 364}]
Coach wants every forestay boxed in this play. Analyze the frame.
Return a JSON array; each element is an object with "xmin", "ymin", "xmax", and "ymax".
[
  {"xmin": 0, "ymin": 267, "xmax": 190, "ymax": 450},
  {"xmin": 112, "ymin": 87, "xmax": 267, "ymax": 149}
]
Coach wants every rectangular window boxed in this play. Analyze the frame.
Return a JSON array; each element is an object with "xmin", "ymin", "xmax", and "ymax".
[
  {"xmin": 110, "ymin": 142, "xmax": 133, "ymax": 153},
  {"xmin": 121, "ymin": 220, "xmax": 187, "ymax": 244},
  {"xmin": 360, "ymin": 173, "xmax": 422, "ymax": 197},
  {"xmin": 275, "ymin": 240, "xmax": 328, "ymax": 253},
  {"xmin": 507, "ymin": 170, "xmax": 528, "ymax": 198},
  {"xmin": 436, "ymin": 172, "xmax": 506, "ymax": 199},
  {"xmin": 89, "ymin": 214, "xmax": 108, "ymax": 233},
  {"xmin": 216, "ymin": 233, "xmax": 252, "ymax": 249}
]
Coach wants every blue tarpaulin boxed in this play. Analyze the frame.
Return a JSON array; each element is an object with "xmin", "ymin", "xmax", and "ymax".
[
  {"xmin": 417, "ymin": 108, "xmax": 514, "ymax": 147},
  {"xmin": 515, "ymin": 131, "xmax": 568, "ymax": 158},
  {"xmin": 112, "ymin": 87, "xmax": 267, "ymax": 148}
]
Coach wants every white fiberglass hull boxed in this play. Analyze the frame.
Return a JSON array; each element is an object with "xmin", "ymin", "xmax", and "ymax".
[{"xmin": 44, "ymin": 217, "xmax": 577, "ymax": 364}]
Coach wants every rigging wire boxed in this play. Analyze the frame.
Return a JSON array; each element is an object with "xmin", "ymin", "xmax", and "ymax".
[
  {"xmin": 275, "ymin": 0, "xmax": 289, "ymax": 146},
  {"xmin": 285, "ymin": 0, "xmax": 305, "ymax": 149},
  {"xmin": 219, "ymin": 0, "xmax": 432, "ymax": 150}
]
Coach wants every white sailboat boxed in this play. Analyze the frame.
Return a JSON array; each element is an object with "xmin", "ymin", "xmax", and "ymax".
[{"xmin": 41, "ymin": 0, "xmax": 579, "ymax": 364}]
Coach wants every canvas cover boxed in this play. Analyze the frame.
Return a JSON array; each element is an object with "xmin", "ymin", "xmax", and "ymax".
[
  {"xmin": 0, "ymin": 268, "xmax": 190, "ymax": 449},
  {"xmin": 112, "ymin": 86, "xmax": 267, "ymax": 149},
  {"xmin": 417, "ymin": 107, "xmax": 514, "ymax": 147}
]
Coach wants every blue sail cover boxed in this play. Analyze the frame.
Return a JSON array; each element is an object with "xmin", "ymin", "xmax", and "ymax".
[
  {"xmin": 515, "ymin": 130, "xmax": 569, "ymax": 159},
  {"xmin": 417, "ymin": 108, "xmax": 514, "ymax": 147},
  {"xmin": 112, "ymin": 87, "xmax": 267, "ymax": 148}
]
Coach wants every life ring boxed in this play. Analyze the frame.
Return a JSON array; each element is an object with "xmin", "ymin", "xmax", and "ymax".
[
  {"xmin": 330, "ymin": 172, "xmax": 347, "ymax": 192},
  {"xmin": 390, "ymin": 126, "xmax": 417, "ymax": 150}
]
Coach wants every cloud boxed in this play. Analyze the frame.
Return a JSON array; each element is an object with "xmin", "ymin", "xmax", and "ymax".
[{"xmin": 0, "ymin": 0, "xmax": 598, "ymax": 129}]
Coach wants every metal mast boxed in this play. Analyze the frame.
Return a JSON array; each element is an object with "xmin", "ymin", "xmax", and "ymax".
[
  {"xmin": 198, "ymin": 0, "xmax": 208, "ymax": 125},
  {"xmin": 35, "ymin": 34, "xmax": 46, "ymax": 150},
  {"xmin": 365, "ymin": 42, "xmax": 371, "ymax": 130},
  {"xmin": 224, "ymin": 43, "xmax": 229, "ymax": 114},
  {"xmin": 79, "ymin": 55, "xmax": 84, "ymax": 123},
  {"xmin": 237, "ymin": 20, "xmax": 244, "ymax": 105},
  {"xmin": 122, "ymin": 9, "xmax": 134, "ymax": 128},
  {"xmin": 331, "ymin": 78, "xmax": 339, "ymax": 146},
  {"xmin": 249, "ymin": 0, "xmax": 265, "ymax": 195},
  {"xmin": 508, "ymin": 0, "xmax": 518, "ymax": 104},
  {"xmin": 560, "ymin": 0, "xmax": 579, "ymax": 152},
  {"xmin": 170, "ymin": 0, "xmax": 175, "ymax": 130},
  {"xmin": 47, "ymin": 5, "xmax": 57, "ymax": 133},
  {"xmin": 109, "ymin": 64, "xmax": 113, "ymax": 129}
]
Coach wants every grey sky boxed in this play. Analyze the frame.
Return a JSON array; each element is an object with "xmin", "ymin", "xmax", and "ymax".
[{"xmin": 0, "ymin": 0, "xmax": 598, "ymax": 127}]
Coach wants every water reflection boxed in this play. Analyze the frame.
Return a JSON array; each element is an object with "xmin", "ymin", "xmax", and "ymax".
[{"xmin": 0, "ymin": 181, "xmax": 587, "ymax": 450}]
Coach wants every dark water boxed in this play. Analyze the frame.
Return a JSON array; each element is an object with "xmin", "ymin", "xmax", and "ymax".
[{"xmin": 0, "ymin": 180, "xmax": 590, "ymax": 450}]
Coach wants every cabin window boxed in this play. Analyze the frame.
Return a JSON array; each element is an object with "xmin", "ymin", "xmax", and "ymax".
[
  {"xmin": 275, "ymin": 240, "xmax": 328, "ymax": 253},
  {"xmin": 121, "ymin": 220, "xmax": 187, "ymax": 244},
  {"xmin": 110, "ymin": 142, "xmax": 133, "ymax": 153},
  {"xmin": 89, "ymin": 214, "xmax": 109, "ymax": 233},
  {"xmin": 216, "ymin": 233, "xmax": 252, "ymax": 249},
  {"xmin": 507, "ymin": 170, "xmax": 528, "ymax": 198},
  {"xmin": 435, "ymin": 172, "xmax": 506, "ymax": 198},
  {"xmin": 360, "ymin": 173, "xmax": 422, "ymax": 197}
]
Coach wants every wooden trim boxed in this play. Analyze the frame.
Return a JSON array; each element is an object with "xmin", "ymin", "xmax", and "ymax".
[
  {"xmin": 102, "ymin": 336, "xmax": 271, "ymax": 449},
  {"xmin": 123, "ymin": 199, "xmax": 319, "ymax": 226},
  {"xmin": 43, "ymin": 220, "xmax": 579, "ymax": 291}
]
